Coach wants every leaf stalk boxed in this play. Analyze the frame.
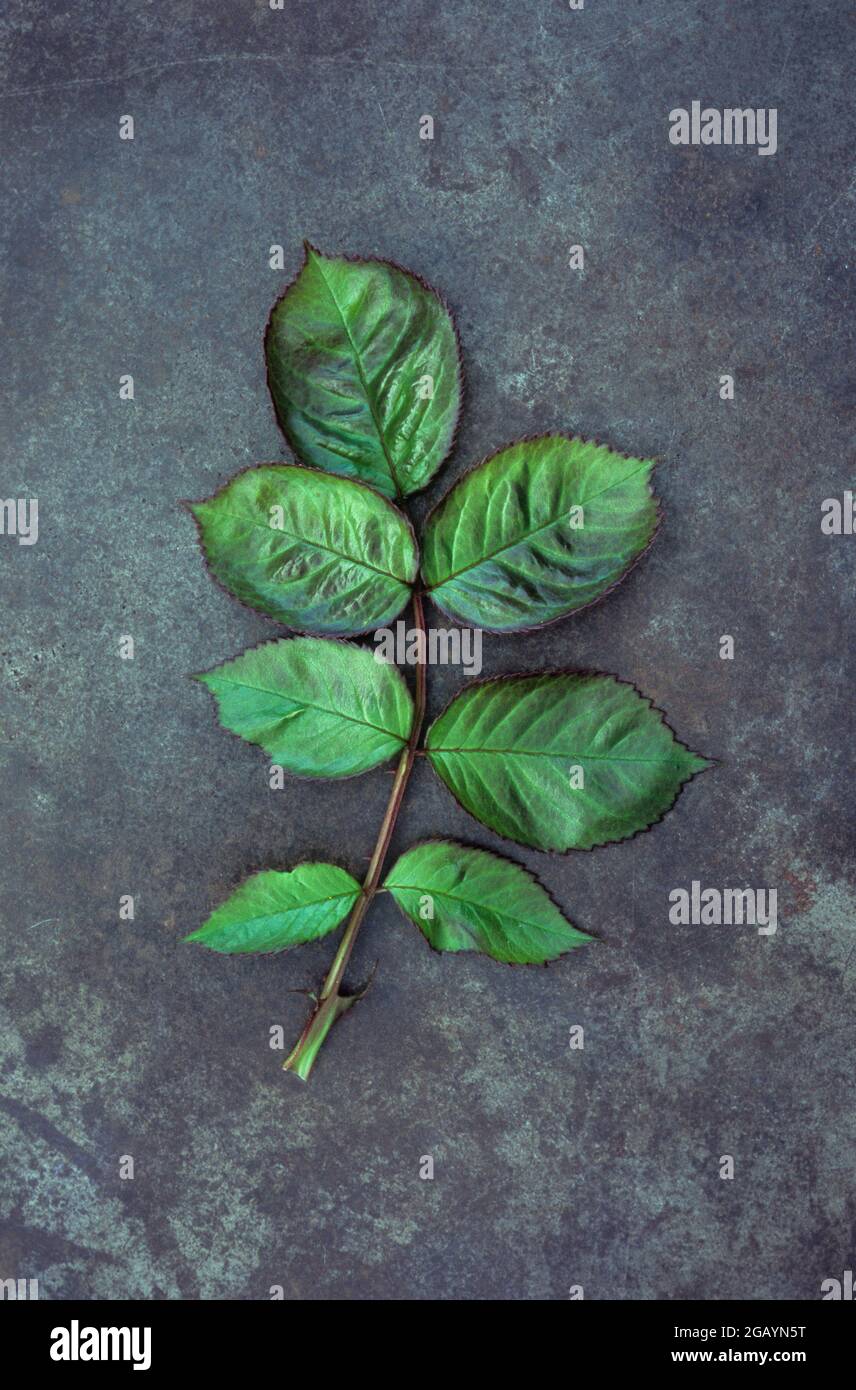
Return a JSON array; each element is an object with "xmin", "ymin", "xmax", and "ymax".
[{"xmin": 283, "ymin": 593, "xmax": 427, "ymax": 1080}]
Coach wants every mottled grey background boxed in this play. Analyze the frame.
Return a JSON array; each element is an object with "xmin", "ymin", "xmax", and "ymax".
[{"xmin": 1, "ymin": 0, "xmax": 853, "ymax": 1301}]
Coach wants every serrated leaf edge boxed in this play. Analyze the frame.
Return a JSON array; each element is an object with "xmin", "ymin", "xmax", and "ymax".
[
  {"xmin": 383, "ymin": 837, "xmax": 596, "ymax": 964},
  {"xmin": 422, "ymin": 433, "xmax": 662, "ymax": 635},
  {"xmin": 263, "ymin": 242, "xmax": 464, "ymax": 501},
  {"xmin": 181, "ymin": 460, "xmax": 419, "ymax": 637},
  {"xmin": 423, "ymin": 669, "xmax": 715, "ymax": 854},
  {"xmin": 183, "ymin": 862, "xmax": 362, "ymax": 956},
  {"xmin": 190, "ymin": 634, "xmax": 414, "ymax": 782}
]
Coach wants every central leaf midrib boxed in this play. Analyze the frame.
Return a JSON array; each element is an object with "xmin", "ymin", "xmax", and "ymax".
[
  {"xmin": 428, "ymin": 457, "xmax": 653, "ymax": 588},
  {"xmin": 429, "ymin": 745, "xmax": 683, "ymax": 764},
  {"xmin": 216, "ymin": 505, "xmax": 408, "ymax": 584},
  {"xmin": 213, "ymin": 673, "xmax": 408, "ymax": 742},
  {"xmin": 217, "ymin": 891, "xmax": 358, "ymax": 929},
  {"xmin": 312, "ymin": 255, "xmax": 402, "ymax": 498},
  {"xmin": 389, "ymin": 882, "xmax": 562, "ymax": 934}
]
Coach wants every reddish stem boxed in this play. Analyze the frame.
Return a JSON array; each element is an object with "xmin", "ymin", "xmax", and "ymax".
[{"xmin": 283, "ymin": 593, "xmax": 427, "ymax": 1080}]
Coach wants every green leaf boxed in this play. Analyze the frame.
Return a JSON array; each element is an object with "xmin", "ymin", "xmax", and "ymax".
[
  {"xmin": 425, "ymin": 673, "xmax": 709, "ymax": 851},
  {"xmin": 265, "ymin": 245, "xmax": 461, "ymax": 500},
  {"xmin": 184, "ymin": 863, "xmax": 360, "ymax": 954},
  {"xmin": 189, "ymin": 463, "xmax": 417, "ymax": 635},
  {"xmin": 422, "ymin": 436, "xmax": 659, "ymax": 631},
  {"xmin": 384, "ymin": 840, "xmax": 592, "ymax": 963},
  {"xmin": 195, "ymin": 636, "xmax": 413, "ymax": 778}
]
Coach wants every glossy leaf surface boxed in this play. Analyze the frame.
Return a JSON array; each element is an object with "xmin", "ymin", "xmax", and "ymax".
[
  {"xmin": 266, "ymin": 246, "xmax": 461, "ymax": 499},
  {"xmin": 385, "ymin": 840, "xmax": 592, "ymax": 963},
  {"xmin": 425, "ymin": 673, "xmax": 709, "ymax": 851},
  {"xmin": 189, "ymin": 464, "xmax": 417, "ymax": 635},
  {"xmin": 423, "ymin": 436, "xmax": 659, "ymax": 631},
  {"xmin": 184, "ymin": 863, "xmax": 360, "ymax": 954},
  {"xmin": 196, "ymin": 637, "xmax": 414, "ymax": 777}
]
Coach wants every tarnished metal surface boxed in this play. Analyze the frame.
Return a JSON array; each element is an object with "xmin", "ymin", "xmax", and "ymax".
[{"xmin": 0, "ymin": 0, "xmax": 853, "ymax": 1299}]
